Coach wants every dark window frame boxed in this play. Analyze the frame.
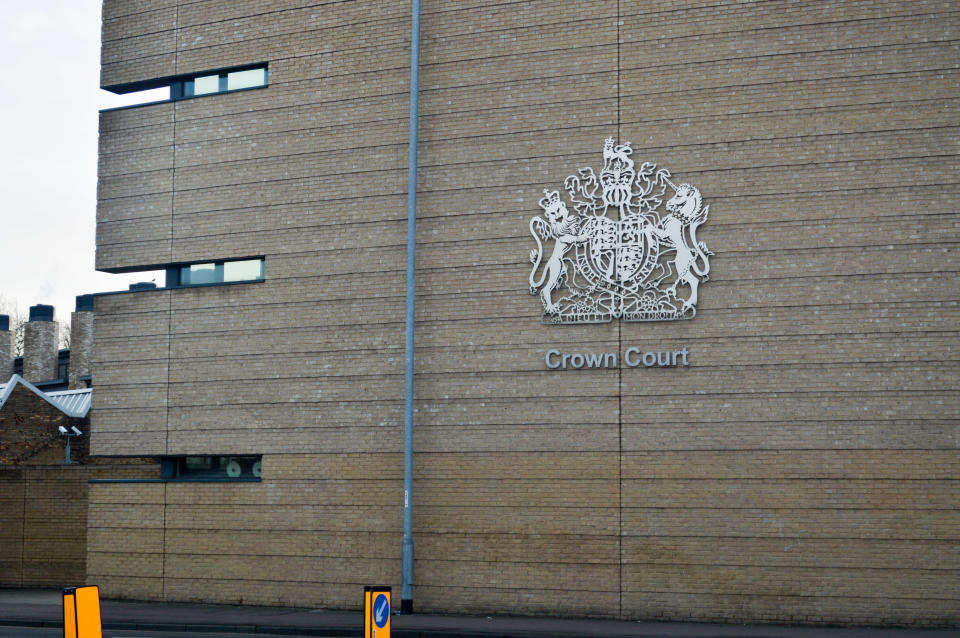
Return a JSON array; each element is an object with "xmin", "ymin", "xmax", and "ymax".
[
  {"xmin": 165, "ymin": 257, "xmax": 265, "ymax": 288},
  {"xmin": 160, "ymin": 455, "xmax": 262, "ymax": 482},
  {"xmin": 100, "ymin": 63, "xmax": 268, "ymax": 111},
  {"xmin": 170, "ymin": 65, "xmax": 268, "ymax": 101}
]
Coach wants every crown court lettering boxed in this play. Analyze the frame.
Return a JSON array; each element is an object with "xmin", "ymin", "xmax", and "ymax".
[{"xmin": 545, "ymin": 346, "xmax": 690, "ymax": 369}]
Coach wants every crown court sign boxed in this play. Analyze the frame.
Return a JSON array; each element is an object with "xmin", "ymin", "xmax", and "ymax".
[{"xmin": 528, "ymin": 138, "xmax": 712, "ymax": 369}]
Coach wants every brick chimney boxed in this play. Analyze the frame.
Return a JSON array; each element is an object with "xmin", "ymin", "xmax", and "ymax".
[
  {"xmin": 0, "ymin": 314, "xmax": 11, "ymax": 380},
  {"xmin": 23, "ymin": 304, "xmax": 58, "ymax": 383},
  {"xmin": 69, "ymin": 295, "xmax": 94, "ymax": 389}
]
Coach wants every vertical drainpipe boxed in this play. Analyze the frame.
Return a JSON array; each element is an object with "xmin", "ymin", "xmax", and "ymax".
[{"xmin": 401, "ymin": 0, "xmax": 422, "ymax": 616}]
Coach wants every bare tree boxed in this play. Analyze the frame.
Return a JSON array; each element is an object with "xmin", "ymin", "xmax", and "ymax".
[
  {"xmin": 0, "ymin": 295, "xmax": 27, "ymax": 357},
  {"xmin": 57, "ymin": 319, "xmax": 71, "ymax": 350},
  {"xmin": 0, "ymin": 296, "xmax": 71, "ymax": 355}
]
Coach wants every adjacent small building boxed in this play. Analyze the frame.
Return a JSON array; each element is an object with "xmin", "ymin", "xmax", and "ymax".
[{"xmin": 0, "ymin": 301, "xmax": 155, "ymax": 588}]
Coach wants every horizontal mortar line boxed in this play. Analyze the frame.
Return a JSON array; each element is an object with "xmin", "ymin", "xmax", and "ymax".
[
  {"xmin": 97, "ymin": 354, "xmax": 960, "ymax": 371},
  {"xmin": 619, "ymin": 420, "xmax": 960, "ymax": 426},
  {"xmin": 133, "ymin": 149, "xmax": 960, "ymax": 198},
  {"xmin": 263, "ymin": 227, "xmax": 960, "ymax": 258},
  {"xmin": 625, "ymin": 562, "xmax": 959, "ymax": 569},
  {"xmin": 96, "ymin": 206, "xmax": 959, "ymax": 253},
  {"xmin": 172, "ymin": 265, "xmax": 960, "ymax": 294},
  {"xmin": 100, "ymin": 329, "xmax": 960, "ymax": 359},
  {"xmin": 110, "ymin": 200, "xmax": 959, "ymax": 235},
  {"xmin": 92, "ymin": 297, "xmax": 953, "ymax": 328},
  {"xmin": 84, "ymin": 346, "xmax": 960, "ymax": 365},
  {"xmin": 618, "ymin": 0, "xmax": 928, "ymax": 21},
  {"xmin": 621, "ymin": 477, "xmax": 960, "ymax": 482},
  {"xmin": 95, "ymin": 311, "xmax": 958, "ymax": 338},
  {"xmin": 616, "ymin": 505, "xmax": 957, "ymax": 512},
  {"xmin": 618, "ymin": 98, "xmax": 960, "ymax": 129},
  {"xmin": 620, "ymin": 533, "xmax": 960, "ymax": 540},
  {"xmin": 98, "ymin": 121, "xmax": 960, "ymax": 178},
  {"xmin": 91, "ymin": 262, "xmax": 960, "ymax": 298},
  {"xmin": 93, "ymin": 551, "xmax": 409, "ymax": 561},
  {"xmin": 622, "ymin": 451, "xmax": 960, "ymax": 455},
  {"xmin": 618, "ymin": 9, "xmax": 960, "ymax": 47},
  {"xmin": 620, "ymin": 589, "xmax": 960, "ymax": 602},
  {"xmin": 617, "ymin": 65, "xmax": 960, "ymax": 101},
  {"xmin": 98, "ymin": 143, "xmax": 175, "ymax": 157},
  {"xmin": 92, "ymin": 575, "xmax": 395, "ymax": 588},
  {"xmin": 100, "ymin": 185, "xmax": 960, "ymax": 239},
  {"xmin": 423, "ymin": 558, "xmax": 958, "ymax": 572},
  {"xmin": 100, "ymin": 351, "xmax": 960, "ymax": 369},
  {"xmin": 617, "ymin": 36, "xmax": 960, "ymax": 75},
  {"xmin": 92, "ymin": 423, "xmax": 960, "ymax": 433},
  {"xmin": 98, "ymin": 388, "xmax": 960, "ymax": 402},
  {"xmin": 97, "ymin": 235, "xmax": 960, "ymax": 270},
  {"xmin": 128, "ymin": 295, "xmax": 960, "ymax": 323}
]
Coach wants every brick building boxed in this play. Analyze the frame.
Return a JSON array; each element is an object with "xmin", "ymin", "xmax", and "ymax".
[
  {"xmin": 91, "ymin": 0, "xmax": 958, "ymax": 626},
  {"xmin": 0, "ymin": 300, "xmax": 156, "ymax": 588}
]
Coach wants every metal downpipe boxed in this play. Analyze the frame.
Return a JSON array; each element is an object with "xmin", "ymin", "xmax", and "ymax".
[{"xmin": 401, "ymin": 0, "xmax": 421, "ymax": 616}]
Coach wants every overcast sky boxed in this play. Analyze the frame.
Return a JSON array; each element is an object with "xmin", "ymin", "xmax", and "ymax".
[{"xmin": 0, "ymin": 0, "xmax": 162, "ymax": 323}]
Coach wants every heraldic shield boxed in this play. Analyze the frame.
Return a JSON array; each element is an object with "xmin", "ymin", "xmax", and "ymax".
[{"xmin": 528, "ymin": 138, "xmax": 713, "ymax": 324}]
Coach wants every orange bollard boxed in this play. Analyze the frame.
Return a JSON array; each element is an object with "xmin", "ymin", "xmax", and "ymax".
[
  {"xmin": 63, "ymin": 586, "xmax": 102, "ymax": 638},
  {"xmin": 363, "ymin": 586, "xmax": 391, "ymax": 638},
  {"xmin": 62, "ymin": 591, "xmax": 76, "ymax": 638}
]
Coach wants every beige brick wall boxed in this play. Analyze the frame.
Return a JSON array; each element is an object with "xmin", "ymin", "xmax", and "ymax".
[
  {"xmin": 0, "ymin": 465, "xmax": 157, "ymax": 588},
  {"xmin": 93, "ymin": 0, "xmax": 959, "ymax": 625}
]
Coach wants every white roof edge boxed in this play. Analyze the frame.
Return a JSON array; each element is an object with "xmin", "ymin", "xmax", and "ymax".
[
  {"xmin": 0, "ymin": 374, "xmax": 91, "ymax": 418},
  {"xmin": 46, "ymin": 387, "xmax": 92, "ymax": 397}
]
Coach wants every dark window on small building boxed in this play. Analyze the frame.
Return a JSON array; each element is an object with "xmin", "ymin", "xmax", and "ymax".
[
  {"xmin": 160, "ymin": 455, "xmax": 262, "ymax": 481},
  {"xmin": 57, "ymin": 350, "xmax": 70, "ymax": 381}
]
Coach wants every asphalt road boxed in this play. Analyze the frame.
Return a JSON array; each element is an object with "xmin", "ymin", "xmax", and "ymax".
[{"xmin": 0, "ymin": 629, "xmax": 355, "ymax": 638}]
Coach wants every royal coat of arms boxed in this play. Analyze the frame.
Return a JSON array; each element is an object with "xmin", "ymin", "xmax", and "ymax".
[{"xmin": 528, "ymin": 138, "xmax": 713, "ymax": 323}]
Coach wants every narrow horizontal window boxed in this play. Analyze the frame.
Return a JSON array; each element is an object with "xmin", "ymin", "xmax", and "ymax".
[
  {"xmin": 168, "ymin": 258, "xmax": 264, "ymax": 287},
  {"xmin": 171, "ymin": 65, "xmax": 267, "ymax": 100},
  {"xmin": 102, "ymin": 64, "xmax": 268, "ymax": 109},
  {"xmin": 161, "ymin": 455, "xmax": 262, "ymax": 481}
]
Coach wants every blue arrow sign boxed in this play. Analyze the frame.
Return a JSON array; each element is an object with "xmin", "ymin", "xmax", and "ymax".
[{"xmin": 373, "ymin": 593, "xmax": 389, "ymax": 629}]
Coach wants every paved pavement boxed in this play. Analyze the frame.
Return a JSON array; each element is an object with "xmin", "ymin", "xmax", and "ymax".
[{"xmin": 0, "ymin": 589, "xmax": 956, "ymax": 638}]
